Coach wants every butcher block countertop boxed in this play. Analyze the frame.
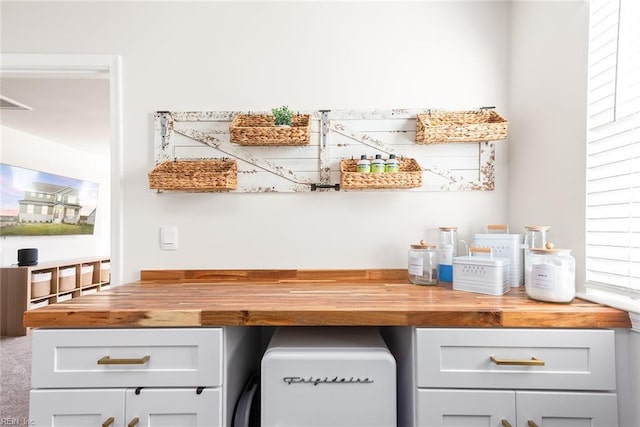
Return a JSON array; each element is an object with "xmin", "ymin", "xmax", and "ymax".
[{"xmin": 23, "ymin": 269, "xmax": 631, "ymax": 329}]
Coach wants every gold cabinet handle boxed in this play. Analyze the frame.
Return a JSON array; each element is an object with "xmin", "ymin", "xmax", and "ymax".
[
  {"xmin": 490, "ymin": 356, "xmax": 545, "ymax": 366},
  {"xmin": 128, "ymin": 417, "xmax": 140, "ymax": 427},
  {"xmin": 102, "ymin": 417, "xmax": 115, "ymax": 427},
  {"xmin": 501, "ymin": 419, "xmax": 513, "ymax": 427},
  {"xmin": 97, "ymin": 355, "xmax": 150, "ymax": 365},
  {"xmin": 528, "ymin": 421, "xmax": 539, "ymax": 427}
]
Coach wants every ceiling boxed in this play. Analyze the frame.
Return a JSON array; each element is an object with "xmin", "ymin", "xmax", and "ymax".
[{"xmin": 0, "ymin": 76, "xmax": 110, "ymax": 156}]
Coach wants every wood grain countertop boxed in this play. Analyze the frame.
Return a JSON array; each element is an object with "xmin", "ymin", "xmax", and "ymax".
[{"xmin": 23, "ymin": 269, "xmax": 631, "ymax": 329}]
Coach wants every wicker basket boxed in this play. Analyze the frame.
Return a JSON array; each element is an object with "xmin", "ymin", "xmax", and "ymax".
[
  {"xmin": 415, "ymin": 110, "xmax": 508, "ymax": 144},
  {"xmin": 148, "ymin": 159, "xmax": 237, "ymax": 191},
  {"xmin": 340, "ymin": 158, "xmax": 423, "ymax": 190},
  {"xmin": 229, "ymin": 114, "xmax": 311, "ymax": 145}
]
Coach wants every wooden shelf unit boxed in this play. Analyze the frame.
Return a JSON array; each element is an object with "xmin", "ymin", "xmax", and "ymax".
[{"xmin": 0, "ymin": 256, "xmax": 110, "ymax": 336}]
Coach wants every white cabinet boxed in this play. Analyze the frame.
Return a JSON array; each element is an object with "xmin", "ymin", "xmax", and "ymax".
[
  {"xmin": 416, "ymin": 389, "xmax": 515, "ymax": 426},
  {"xmin": 416, "ymin": 389, "xmax": 618, "ymax": 427},
  {"xmin": 516, "ymin": 391, "xmax": 618, "ymax": 427},
  {"xmin": 383, "ymin": 327, "xmax": 619, "ymax": 427},
  {"xmin": 30, "ymin": 389, "xmax": 123, "ymax": 427},
  {"xmin": 29, "ymin": 327, "xmax": 259, "ymax": 427},
  {"xmin": 30, "ymin": 388, "xmax": 221, "ymax": 427}
]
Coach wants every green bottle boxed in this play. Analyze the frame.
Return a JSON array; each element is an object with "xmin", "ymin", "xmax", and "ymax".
[
  {"xmin": 385, "ymin": 154, "xmax": 400, "ymax": 173},
  {"xmin": 356, "ymin": 155, "xmax": 371, "ymax": 173},
  {"xmin": 371, "ymin": 154, "xmax": 385, "ymax": 173}
]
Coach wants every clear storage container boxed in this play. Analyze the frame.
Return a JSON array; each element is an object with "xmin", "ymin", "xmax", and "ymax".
[
  {"xmin": 408, "ymin": 240, "xmax": 438, "ymax": 285},
  {"xmin": 525, "ymin": 248, "xmax": 575, "ymax": 303},
  {"xmin": 437, "ymin": 226, "xmax": 462, "ymax": 282},
  {"xmin": 524, "ymin": 225, "xmax": 551, "ymax": 287},
  {"xmin": 524, "ymin": 225, "xmax": 551, "ymax": 250}
]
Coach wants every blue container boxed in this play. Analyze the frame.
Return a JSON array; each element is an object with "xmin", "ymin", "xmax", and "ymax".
[{"xmin": 438, "ymin": 264, "xmax": 453, "ymax": 282}]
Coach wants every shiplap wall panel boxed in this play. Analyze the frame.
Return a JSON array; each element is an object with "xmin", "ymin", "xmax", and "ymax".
[{"xmin": 153, "ymin": 110, "xmax": 500, "ymax": 192}]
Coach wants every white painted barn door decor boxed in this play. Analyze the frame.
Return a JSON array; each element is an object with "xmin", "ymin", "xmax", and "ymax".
[{"xmin": 152, "ymin": 109, "xmax": 502, "ymax": 193}]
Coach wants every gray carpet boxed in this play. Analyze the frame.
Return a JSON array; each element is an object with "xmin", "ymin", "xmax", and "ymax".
[{"xmin": 1, "ymin": 335, "xmax": 31, "ymax": 423}]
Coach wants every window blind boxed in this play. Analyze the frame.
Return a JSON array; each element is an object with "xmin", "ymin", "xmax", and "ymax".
[{"xmin": 586, "ymin": 0, "xmax": 640, "ymax": 312}]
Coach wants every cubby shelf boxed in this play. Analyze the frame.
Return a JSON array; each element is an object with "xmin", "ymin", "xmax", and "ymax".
[{"xmin": 0, "ymin": 256, "xmax": 110, "ymax": 336}]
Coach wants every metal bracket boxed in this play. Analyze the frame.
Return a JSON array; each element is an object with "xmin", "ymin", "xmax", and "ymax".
[
  {"xmin": 310, "ymin": 183, "xmax": 340, "ymax": 192},
  {"xmin": 319, "ymin": 110, "xmax": 330, "ymax": 149},
  {"xmin": 159, "ymin": 111, "xmax": 170, "ymax": 148}
]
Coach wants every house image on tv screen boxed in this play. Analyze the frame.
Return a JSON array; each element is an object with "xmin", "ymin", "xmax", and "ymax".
[{"xmin": 18, "ymin": 182, "xmax": 91, "ymax": 225}]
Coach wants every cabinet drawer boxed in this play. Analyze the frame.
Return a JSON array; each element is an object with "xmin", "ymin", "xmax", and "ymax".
[
  {"xmin": 32, "ymin": 328, "xmax": 223, "ymax": 388},
  {"xmin": 415, "ymin": 328, "xmax": 615, "ymax": 390}
]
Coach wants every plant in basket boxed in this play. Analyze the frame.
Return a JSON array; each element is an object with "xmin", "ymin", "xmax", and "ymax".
[{"xmin": 272, "ymin": 105, "xmax": 294, "ymax": 127}]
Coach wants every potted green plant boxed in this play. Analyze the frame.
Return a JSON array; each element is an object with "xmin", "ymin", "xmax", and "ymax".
[{"xmin": 272, "ymin": 105, "xmax": 294, "ymax": 127}]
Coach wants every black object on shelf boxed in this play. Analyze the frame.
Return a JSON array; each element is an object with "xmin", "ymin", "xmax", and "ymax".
[{"xmin": 17, "ymin": 248, "xmax": 38, "ymax": 266}]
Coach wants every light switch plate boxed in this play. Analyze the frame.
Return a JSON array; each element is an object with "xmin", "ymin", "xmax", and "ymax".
[{"xmin": 160, "ymin": 226, "xmax": 178, "ymax": 250}]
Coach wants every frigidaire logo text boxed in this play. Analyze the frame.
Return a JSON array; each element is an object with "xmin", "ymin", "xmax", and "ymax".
[{"xmin": 283, "ymin": 376, "xmax": 374, "ymax": 386}]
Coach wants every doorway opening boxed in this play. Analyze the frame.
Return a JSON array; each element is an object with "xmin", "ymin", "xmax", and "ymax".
[{"xmin": 0, "ymin": 54, "xmax": 123, "ymax": 285}]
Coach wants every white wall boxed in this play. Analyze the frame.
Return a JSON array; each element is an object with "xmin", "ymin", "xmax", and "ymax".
[
  {"xmin": 1, "ymin": 1, "xmax": 510, "ymax": 283},
  {"xmin": 507, "ymin": 1, "xmax": 589, "ymax": 288},
  {"xmin": 0, "ymin": 126, "xmax": 110, "ymax": 265}
]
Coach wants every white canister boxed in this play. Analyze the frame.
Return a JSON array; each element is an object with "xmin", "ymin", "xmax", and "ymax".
[{"xmin": 525, "ymin": 248, "xmax": 575, "ymax": 303}]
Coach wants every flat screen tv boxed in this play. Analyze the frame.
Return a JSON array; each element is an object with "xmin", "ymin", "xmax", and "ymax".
[{"xmin": 0, "ymin": 163, "xmax": 99, "ymax": 236}]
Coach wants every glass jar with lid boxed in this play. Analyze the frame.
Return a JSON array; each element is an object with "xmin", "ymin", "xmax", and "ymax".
[
  {"xmin": 437, "ymin": 226, "xmax": 467, "ymax": 282},
  {"xmin": 524, "ymin": 225, "xmax": 552, "ymax": 287},
  {"xmin": 525, "ymin": 247, "xmax": 575, "ymax": 303},
  {"xmin": 524, "ymin": 225, "xmax": 551, "ymax": 249},
  {"xmin": 408, "ymin": 240, "xmax": 438, "ymax": 285}
]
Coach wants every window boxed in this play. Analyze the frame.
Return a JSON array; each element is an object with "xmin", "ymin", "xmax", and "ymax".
[{"xmin": 585, "ymin": 0, "xmax": 640, "ymax": 313}]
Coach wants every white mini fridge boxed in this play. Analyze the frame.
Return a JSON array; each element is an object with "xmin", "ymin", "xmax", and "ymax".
[{"xmin": 261, "ymin": 327, "xmax": 397, "ymax": 427}]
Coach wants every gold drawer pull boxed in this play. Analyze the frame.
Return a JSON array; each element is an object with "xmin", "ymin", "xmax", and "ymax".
[
  {"xmin": 128, "ymin": 417, "xmax": 140, "ymax": 427},
  {"xmin": 528, "ymin": 421, "xmax": 539, "ymax": 427},
  {"xmin": 501, "ymin": 419, "xmax": 513, "ymax": 427},
  {"xmin": 97, "ymin": 355, "xmax": 150, "ymax": 365},
  {"xmin": 490, "ymin": 356, "xmax": 545, "ymax": 366},
  {"xmin": 102, "ymin": 417, "xmax": 115, "ymax": 427}
]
